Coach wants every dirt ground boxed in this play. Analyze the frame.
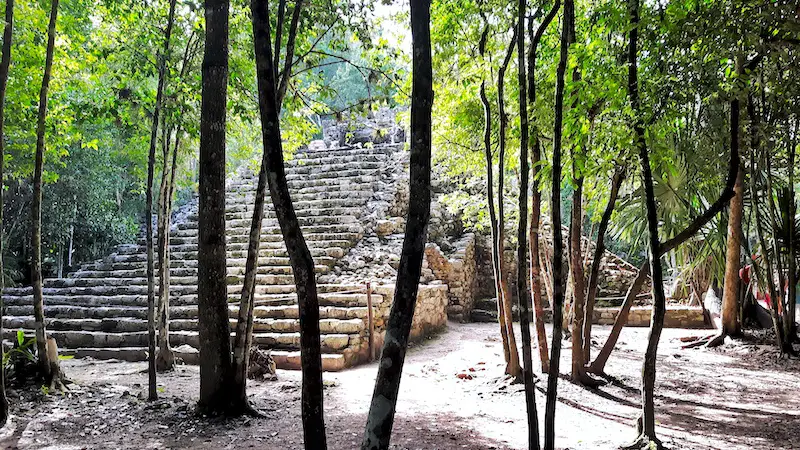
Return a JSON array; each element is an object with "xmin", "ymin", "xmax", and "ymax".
[{"xmin": 0, "ymin": 322, "xmax": 798, "ymax": 450}]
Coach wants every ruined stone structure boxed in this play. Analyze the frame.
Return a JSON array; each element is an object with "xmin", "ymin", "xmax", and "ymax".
[
  {"xmin": 2, "ymin": 141, "xmax": 449, "ymax": 371},
  {"xmin": 0, "ymin": 114, "xmax": 705, "ymax": 372}
]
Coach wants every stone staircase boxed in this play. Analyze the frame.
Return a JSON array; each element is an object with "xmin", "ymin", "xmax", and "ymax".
[{"xmin": 2, "ymin": 143, "xmax": 408, "ymax": 371}]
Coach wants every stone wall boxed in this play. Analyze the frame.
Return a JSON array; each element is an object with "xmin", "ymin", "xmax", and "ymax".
[
  {"xmin": 593, "ymin": 306, "xmax": 708, "ymax": 328},
  {"xmin": 423, "ymin": 233, "xmax": 477, "ymax": 322},
  {"xmin": 369, "ymin": 284, "xmax": 449, "ymax": 349}
]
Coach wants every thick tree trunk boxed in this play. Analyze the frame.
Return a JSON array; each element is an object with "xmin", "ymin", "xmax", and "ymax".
[
  {"xmin": 251, "ymin": 0, "xmax": 326, "ymax": 444},
  {"xmin": 146, "ymin": 0, "xmax": 177, "ymax": 395},
  {"xmin": 544, "ymin": 1, "xmax": 572, "ymax": 448},
  {"xmin": 480, "ymin": 83, "xmax": 511, "ymax": 363},
  {"xmin": 583, "ymin": 169, "xmax": 624, "ymax": 364},
  {"xmin": 787, "ymin": 121, "xmax": 797, "ymax": 340},
  {"xmin": 720, "ymin": 167, "xmax": 744, "ymax": 336},
  {"xmin": 360, "ymin": 0, "xmax": 432, "ymax": 447},
  {"xmin": 0, "ymin": 0, "xmax": 13, "ymax": 425},
  {"xmin": 31, "ymin": 0, "xmax": 59, "ymax": 383},
  {"xmin": 497, "ymin": 26, "xmax": 522, "ymax": 380},
  {"xmin": 527, "ymin": 0, "xmax": 560, "ymax": 376},
  {"xmin": 516, "ymin": 4, "xmax": 540, "ymax": 449},
  {"xmin": 197, "ymin": 0, "xmax": 234, "ymax": 414},
  {"xmin": 627, "ymin": 0, "xmax": 666, "ymax": 446}
]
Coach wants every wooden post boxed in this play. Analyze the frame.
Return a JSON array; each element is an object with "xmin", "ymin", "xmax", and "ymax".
[{"xmin": 366, "ymin": 282, "xmax": 375, "ymax": 361}]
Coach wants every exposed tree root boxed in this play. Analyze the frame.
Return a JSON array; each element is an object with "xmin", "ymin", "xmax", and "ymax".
[
  {"xmin": 620, "ymin": 434, "xmax": 664, "ymax": 450},
  {"xmin": 155, "ymin": 348, "xmax": 176, "ymax": 373},
  {"xmin": 573, "ymin": 367, "xmax": 606, "ymax": 387}
]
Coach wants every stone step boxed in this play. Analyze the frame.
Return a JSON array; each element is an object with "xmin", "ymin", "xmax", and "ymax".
[
  {"xmin": 287, "ymin": 160, "xmax": 384, "ymax": 174},
  {"xmin": 5, "ymin": 329, "xmax": 360, "ymax": 353},
  {"xmin": 223, "ymin": 199, "xmax": 370, "ymax": 220},
  {"xmin": 186, "ymin": 207, "xmax": 365, "ymax": 224},
  {"xmin": 170, "ymin": 222, "xmax": 363, "ymax": 239},
  {"xmin": 285, "ymin": 170, "xmax": 380, "ymax": 184},
  {"xmin": 293, "ymin": 145, "xmax": 398, "ymax": 158},
  {"xmin": 123, "ymin": 239, "xmax": 354, "ymax": 255},
  {"xmin": 172, "ymin": 214, "xmax": 359, "ymax": 231},
  {"xmin": 4, "ymin": 316, "xmax": 365, "ymax": 335},
  {"xmin": 289, "ymin": 149, "xmax": 392, "ymax": 164},
  {"xmin": 139, "ymin": 231, "xmax": 361, "ymax": 247},
  {"xmin": 4, "ymin": 303, "xmax": 370, "ymax": 321},
  {"xmin": 59, "ymin": 347, "xmax": 349, "ymax": 371}
]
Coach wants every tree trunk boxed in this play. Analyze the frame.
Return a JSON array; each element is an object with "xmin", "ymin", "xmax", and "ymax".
[
  {"xmin": 197, "ymin": 0, "xmax": 234, "ymax": 414},
  {"xmin": 232, "ymin": 0, "xmax": 303, "ymax": 415},
  {"xmin": 786, "ymin": 119, "xmax": 797, "ymax": 340},
  {"xmin": 588, "ymin": 263, "xmax": 648, "ymax": 374},
  {"xmin": 583, "ymin": 169, "xmax": 624, "ymax": 364},
  {"xmin": 516, "ymin": 4, "xmax": 540, "ymax": 449},
  {"xmin": 156, "ymin": 126, "xmax": 180, "ymax": 372},
  {"xmin": 568, "ymin": 176, "xmax": 596, "ymax": 385},
  {"xmin": 544, "ymin": 0, "xmax": 572, "ymax": 448},
  {"xmin": 480, "ymin": 83, "xmax": 510, "ymax": 363},
  {"xmin": 251, "ymin": 0, "xmax": 327, "ymax": 444},
  {"xmin": 527, "ymin": 0, "xmax": 560, "ymax": 376},
  {"xmin": 747, "ymin": 94, "xmax": 791, "ymax": 354},
  {"xmin": 145, "ymin": 0, "xmax": 177, "ymax": 396},
  {"xmin": 720, "ymin": 167, "xmax": 744, "ymax": 336},
  {"xmin": 0, "ymin": 0, "xmax": 13, "ymax": 425},
  {"xmin": 361, "ymin": 0, "xmax": 432, "ymax": 447},
  {"xmin": 627, "ymin": 0, "xmax": 666, "ymax": 445},
  {"xmin": 497, "ymin": 25, "xmax": 522, "ymax": 380},
  {"xmin": 31, "ymin": 0, "xmax": 59, "ymax": 383}
]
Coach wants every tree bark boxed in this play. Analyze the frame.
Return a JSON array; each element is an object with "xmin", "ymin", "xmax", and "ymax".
[
  {"xmin": 360, "ymin": 0, "xmax": 432, "ymax": 447},
  {"xmin": 583, "ymin": 169, "xmax": 624, "ymax": 364},
  {"xmin": 544, "ymin": 0, "xmax": 572, "ymax": 448},
  {"xmin": 516, "ymin": 4, "xmax": 540, "ymax": 449},
  {"xmin": 251, "ymin": 0, "xmax": 327, "ymax": 444},
  {"xmin": 627, "ymin": 0, "xmax": 666, "ymax": 445},
  {"xmin": 197, "ymin": 0, "xmax": 234, "ymax": 414},
  {"xmin": 720, "ymin": 166, "xmax": 744, "ymax": 336},
  {"xmin": 145, "ymin": 0, "xmax": 177, "ymax": 395},
  {"xmin": 497, "ymin": 25, "xmax": 522, "ymax": 380},
  {"xmin": 527, "ymin": 0, "xmax": 560, "ymax": 376},
  {"xmin": 31, "ymin": 0, "xmax": 59, "ymax": 383},
  {"xmin": 786, "ymin": 119, "xmax": 797, "ymax": 339},
  {"xmin": 480, "ymin": 83, "xmax": 510, "ymax": 363},
  {"xmin": 156, "ymin": 126, "xmax": 180, "ymax": 372},
  {"xmin": 0, "ymin": 0, "xmax": 13, "ymax": 425}
]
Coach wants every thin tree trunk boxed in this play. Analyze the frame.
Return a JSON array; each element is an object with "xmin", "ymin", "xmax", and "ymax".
[
  {"xmin": 787, "ymin": 119, "xmax": 798, "ymax": 339},
  {"xmin": 527, "ymin": 0, "xmax": 560, "ymax": 376},
  {"xmin": 361, "ymin": 0, "xmax": 432, "ymax": 446},
  {"xmin": 197, "ymin": 0, "xmax": 234, "ymax": 414},
  {"xmin": 516, "ymin": 3, "xmax": 540, "ymax": 449},
  {"xmin": 627, "ymin": 0, "xmax": 666, "ymax": 445},
  {"xmin": 583, "ymin": 169, "xmax": 624, "ymax": 363},
  {"xmin": 156, "ymin": 125, "xmax": 179, "ymax": 372},
  {"xmin": 497, "ymin": 25, "xmax": 522, "ymax": 380},
  {"xmin": 747, "ymin": 94, "xmax": 791, "ymax": 354},
  {"xmin": 0, "ymin": 0, "xmax": 13, "ymax": 425},
  {"xmin": 145, "ymin": 0, "xmax": 177, "ymax": 398},
  {"xmin": 251, "ymin": 0, "xmax": 326, "ymax": 444},
  {"xmin": 719, "ymin": 166, "xmax": 744, "ymax": 337},
  {"xmin": 31, "ymin": 0, "xmax": 59, "ymax": 383},
  {"xmin": 544, "ymin": 1, "xmax": 573, "ymax": 448},
  {"xmin": 480, "ymin": 83, "xmax": 510, "ymax": 363}
]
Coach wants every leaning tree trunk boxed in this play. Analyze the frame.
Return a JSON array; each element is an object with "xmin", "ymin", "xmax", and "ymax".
[
  {"xmin": 627, "ymin": 0, "xmax": 667, "ymax": 446},
  {"xmin": 544, "ymin": 1, "xmax": 573, "ymax": 448},
  {"xmin": 31, "ymin": 0, "xmax": 59, "ymax": 384},
  {"xmin": 527, "ymin": 0, "xmax": 560, "ymax": 375},
  {"xmin": 719, "ymin": 167, "xmax": 744, "ymax": 337},
  {"xmin": 0, "ymin": 0, "xmax": 13, "ymax": 425},
  {"xmin": 232, "ymin": 0, "xmax": 303, "ymax": 414},
  {"xmin": 197, "ymin": 0, "xmax": 234, "ymax": 414},
  {"xmin": 146, "ymin": 0, "xmax": 177, "ymax": 394},
  {"xmin": 516, "ymin": 3, "xmax": 540, "ymax": 449},
  {"xmin": 251, "ymin": 0, "xmax": 327, "ymax": 444},
  {"xmin": 497, "ymin": 26, "xmax": 522, "ymax": 380},
  {"xmin": 583, "ymin": 168, "xmax": 624, "ymax": 363},
  {"xmin": 361, "ymin": 0, "xmax": 432, "ymax": 447}
]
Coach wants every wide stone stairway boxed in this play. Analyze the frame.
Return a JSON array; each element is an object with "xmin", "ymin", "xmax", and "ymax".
[{"xmin": 2, "ymin": 143, "xmax": 407, "ymax": 371}]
